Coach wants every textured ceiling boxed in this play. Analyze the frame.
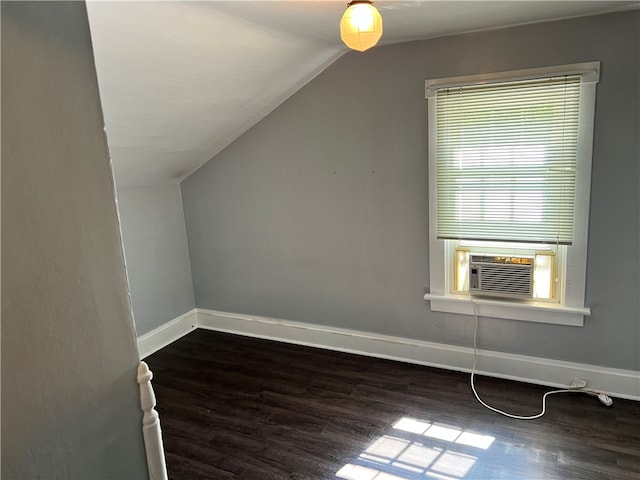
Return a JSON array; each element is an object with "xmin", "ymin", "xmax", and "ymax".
[{"xmin": 86, "ymin": 1, "xmax": 638, "ymax": 187}]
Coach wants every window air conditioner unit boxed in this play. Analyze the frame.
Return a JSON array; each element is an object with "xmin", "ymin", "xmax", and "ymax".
[{"xmin": 469, "ymin": 254, "xmax": 533, "ymax": 299}]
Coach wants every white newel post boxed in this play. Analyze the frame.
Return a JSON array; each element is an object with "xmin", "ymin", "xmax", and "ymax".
[{"xmin": 137, "ymin": 361, "xmax": 169, "ymax": 480}]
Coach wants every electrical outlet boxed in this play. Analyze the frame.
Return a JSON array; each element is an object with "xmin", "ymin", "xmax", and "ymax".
[{"xmin": 569, "ymin": 379, "xmax": 587, "ymax": 389}]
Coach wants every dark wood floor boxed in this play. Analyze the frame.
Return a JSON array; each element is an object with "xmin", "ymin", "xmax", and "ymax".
[{"xmin": 146, "ymin": 329, "xmax": 639, "ymax": 480}]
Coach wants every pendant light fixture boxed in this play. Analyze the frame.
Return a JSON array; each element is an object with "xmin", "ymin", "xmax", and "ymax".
[{"xmin": 340, "ymin": 1, "xmax": 383, "ymax": 52}]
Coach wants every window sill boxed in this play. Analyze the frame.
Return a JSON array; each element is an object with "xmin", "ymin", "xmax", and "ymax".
[{"xmin": 423, "ymin": 293, "xmax": 589, "ymax": 326}]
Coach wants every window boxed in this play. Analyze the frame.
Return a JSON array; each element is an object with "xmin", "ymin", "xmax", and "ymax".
[{"xmin": 424, "ymin": 63, "xmax": 599, "ymax": 326}]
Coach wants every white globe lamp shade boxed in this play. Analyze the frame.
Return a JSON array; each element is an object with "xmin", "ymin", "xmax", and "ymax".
[{"xmin": 340, "ymin": 1, "xmax": 383, "ymax": 52}]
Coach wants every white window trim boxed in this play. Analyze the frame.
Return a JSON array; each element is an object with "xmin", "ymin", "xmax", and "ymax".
[{"xmin": 424, "ymin": 62, "xmax": 599, "ymax": 326}]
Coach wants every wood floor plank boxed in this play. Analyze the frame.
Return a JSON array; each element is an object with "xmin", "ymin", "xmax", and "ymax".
[{"xmin": 146, "ymin": 329, "xmax": 640, "ymax": 480}]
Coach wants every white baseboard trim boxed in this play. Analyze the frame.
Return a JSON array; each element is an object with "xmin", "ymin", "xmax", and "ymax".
[
  {"xmin": 196, "ymin": 308, "xmax": 640, "ymax": 401},
  {"xmin": 137, "ymin": 309, "xmax": 198, "ymax": 359}
]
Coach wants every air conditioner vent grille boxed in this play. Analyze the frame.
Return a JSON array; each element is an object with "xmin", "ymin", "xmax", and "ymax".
[{"xmin": 470, "ymin": 254, "xmax": 533, "ymax": 299}]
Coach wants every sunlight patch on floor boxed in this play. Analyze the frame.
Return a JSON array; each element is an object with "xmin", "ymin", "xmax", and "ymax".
[{"xmin": 336, "ymin": 416, "xmax": 496, "ymax": 480}]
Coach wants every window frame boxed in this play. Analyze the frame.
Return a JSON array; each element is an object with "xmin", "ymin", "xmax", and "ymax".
[{"xmin": 424, "ymin": 62, "xmax": 599, "ymax": 326}]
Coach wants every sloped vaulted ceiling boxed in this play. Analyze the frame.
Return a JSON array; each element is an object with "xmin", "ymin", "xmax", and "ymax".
[{"xmin": 86, "ymin": 1, "xmax": 638, "ymax": 187}]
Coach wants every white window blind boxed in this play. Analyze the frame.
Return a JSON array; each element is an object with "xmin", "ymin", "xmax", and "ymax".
[{"xmin": 435, "ymin": 75, "xmax": 582, "ymax": 245}]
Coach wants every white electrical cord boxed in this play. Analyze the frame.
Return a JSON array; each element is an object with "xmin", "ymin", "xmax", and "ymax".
[{"xmin": 468, "ymin": 298, "xmax": 612, "ymax": 419}]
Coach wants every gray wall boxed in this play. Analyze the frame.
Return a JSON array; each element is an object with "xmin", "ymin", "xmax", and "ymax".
[
  {"xmin": 1, "ymin": 2, "xmax": 149, "ymax": 478},
  {"xmin": 117, "ymin": 184, "xmax": 195, "ymax": 335},
  {"xmin": 181, "ymin": 11, "xmax": 639, "ymax": 371}
]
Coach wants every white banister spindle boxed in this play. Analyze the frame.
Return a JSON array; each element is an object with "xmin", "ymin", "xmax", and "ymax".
[{"xmin": 137, "ymin": 361, "xmax": 168, "ymax": 480}]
